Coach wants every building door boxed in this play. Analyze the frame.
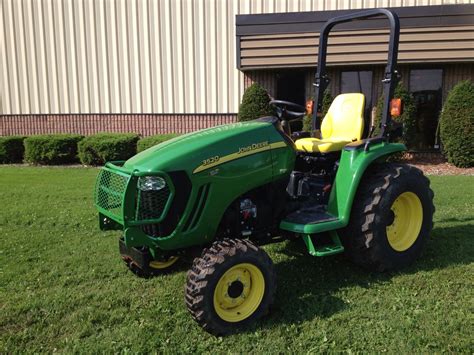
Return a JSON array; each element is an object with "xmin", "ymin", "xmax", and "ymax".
[
  {"xmin": 276, "ymin": 70, "xmax": 306, "ymax": 131},
  {"xmin": 341, "ymin": 70, "xmax": 373, "ymax": 135},
  {"xmin": 409, "ymin": 69, "xmax": 443, "ymax": 150},
  {"xmin": 276, "ymin": 71, "xmax": 306, "ymax": 106}
]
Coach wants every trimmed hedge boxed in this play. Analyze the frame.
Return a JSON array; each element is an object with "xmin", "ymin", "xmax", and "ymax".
[
  {"xmin": 137, "ymin": 134, "xmax": 180, "ymax": 152},
  {"xmin": 78, "ymin": 133, "xmax": 139, "ymax": 166},
  {"xmin": 440, "ymin": 80, "xmax": 474, "ymax": 168},
  {"xmin": 0, "ymin": 136, "xmax": 26, "ymax": 163},
  {"xmin": 24, "ymin": 134, "xmax": 83, "ymax": 165},
  {"xmin": 302, "ymin": 90, "xmax": 334, "ymax": 132},
  {"xmin": 238, "ymin": 83, "xmax": 274, "ymax": 122},
  {"xmin": 374, "ymin": 82, "xmax": 416, "ymax": 147}
]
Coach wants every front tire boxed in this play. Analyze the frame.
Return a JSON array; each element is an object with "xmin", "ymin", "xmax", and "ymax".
[
  {"xmin": 341, "ymin": 163, "xmax": 435, "ymax": 271},
  {"xmin": 119, "ymin": 239, "xmax": 180, "ymax": 278},
  {"xmin": 185, "ymin": 239, "xmax": 276, "ymax": 335},
  {"xmin": 123, "ymin": 255, "xmax": 180, "ymax": 278}
]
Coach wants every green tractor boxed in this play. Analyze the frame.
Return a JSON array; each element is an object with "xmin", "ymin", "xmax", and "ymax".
[{"xmin": 94, "ymin": 9, "xmax": 434, "ymax": 335}]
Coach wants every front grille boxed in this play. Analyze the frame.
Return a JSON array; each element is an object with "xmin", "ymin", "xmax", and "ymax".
[
  {"xmin": 95, "ymin": 167, "xmax": 191, "ymax": 238},
  {"xmin": 140, "ymin": 171, "xmax": 192, "ymax": 238},
  {"xmin": 136, "ymin": 186, "xmax": 171, "ymax": 221},
  {"xmin": 95, "ymin": 168, "xmax": 130, "ymax": 222}
]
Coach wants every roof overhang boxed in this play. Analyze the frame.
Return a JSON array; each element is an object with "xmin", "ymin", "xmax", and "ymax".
[{"xmin": 236, "ymin": 4, "xmax": 474, "ymax": 70}]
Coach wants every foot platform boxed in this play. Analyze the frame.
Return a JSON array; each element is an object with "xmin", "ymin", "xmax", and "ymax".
[
  {"xmin": 280, "ymin": 205, "xmax": 342, "ymax": 234},
  {"xmin": 284, "ymin": 205, "xmax": 338, "ymax": 225}
]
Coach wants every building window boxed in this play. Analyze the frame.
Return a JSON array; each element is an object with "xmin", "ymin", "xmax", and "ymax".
[
  {"xmin": 341, "ymin": 71, "xmax": 373, "ymax": 131},
  {"xmin": 340, "ymin": 71, "xmax": 373, "ymax": 106},
  {"xmin": 409, "ymin": 69, "xmax": 443, "ymax": 150}
]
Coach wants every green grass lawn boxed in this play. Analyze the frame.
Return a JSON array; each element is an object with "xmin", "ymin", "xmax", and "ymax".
[{"xmin": 1, "ymin": 167, "xmax": 473, "ymax": 353}]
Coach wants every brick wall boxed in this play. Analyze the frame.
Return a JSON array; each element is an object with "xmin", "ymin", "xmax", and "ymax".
[{"xmin": 0, "ymin": 114, "xmax": 238, "ymax": 136}]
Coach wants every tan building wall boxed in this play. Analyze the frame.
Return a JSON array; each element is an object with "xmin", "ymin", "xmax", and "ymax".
[{"xmin": 2, "ymin": 0, "xmax": 472, "ymax": 116}]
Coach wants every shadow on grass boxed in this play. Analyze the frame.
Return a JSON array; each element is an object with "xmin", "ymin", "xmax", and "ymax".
[
  {"xmin": 252, "ymin": 223, "xmax": 474, "ymax": 331},
  {"xmin": 127, "ymin": 223, "xmax": 472, "ymax": 335}
]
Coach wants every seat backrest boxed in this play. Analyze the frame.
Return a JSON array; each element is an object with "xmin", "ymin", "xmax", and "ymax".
[{"xmin": 321, "ymin": 93, "xmax": 365, "ymax": 141}]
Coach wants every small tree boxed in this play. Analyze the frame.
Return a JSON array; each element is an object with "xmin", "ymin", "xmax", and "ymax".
[
  {"xmin": 302, "ymin": 90, "xmax": 333, "ymax": 132},
  {"xmin": 238, "ymin": 83, "xmax": 274, "ymax": 122},
  {"xmin": 439, "ymin": 80, "xmax": 474, "ymax": 168},
  {"xmin": 373, "ymin": 82, "xmax": 416, "ymax": 147},
  {"xmin": 398, "ymin": 83, "xmax": 417, "ymax": 146}
]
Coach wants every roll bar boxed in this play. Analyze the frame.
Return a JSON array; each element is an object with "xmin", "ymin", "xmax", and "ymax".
[{"xmin": 312, "ymin": 8, "xmax": 400, "ymax": 139}]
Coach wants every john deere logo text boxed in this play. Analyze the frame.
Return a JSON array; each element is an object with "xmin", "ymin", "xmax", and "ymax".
[{"xmin": 238, "ymin": 141, "xmax": 269, "ymax": 154}]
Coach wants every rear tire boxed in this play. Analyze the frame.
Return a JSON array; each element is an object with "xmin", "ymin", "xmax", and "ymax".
[
  {"xmin": 340, "ymin": 163, "xmax": 434, "ymax": 272},
  {"xmin": 185, "ymin": 239, "xmax": 276, "ymax": 335}
]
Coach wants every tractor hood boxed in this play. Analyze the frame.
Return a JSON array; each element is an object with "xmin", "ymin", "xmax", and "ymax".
[{"xmin": 123, "ymin": 120, "xmax": 286, "ymax": 174}]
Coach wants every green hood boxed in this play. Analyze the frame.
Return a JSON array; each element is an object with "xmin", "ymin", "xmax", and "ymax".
[{"xmin": 124, "ymin": 120, "xmax": 281, "ymax": 174}]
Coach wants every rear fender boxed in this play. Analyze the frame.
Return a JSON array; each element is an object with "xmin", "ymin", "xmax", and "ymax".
[{"xmin": 327, "ymin": 142, "xmax": 406, "ymax": 225}]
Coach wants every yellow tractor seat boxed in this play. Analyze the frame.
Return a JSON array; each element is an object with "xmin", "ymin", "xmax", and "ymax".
[{"xmin": 295, "ymin": 93, "xmax": 365, "ymax": 153}]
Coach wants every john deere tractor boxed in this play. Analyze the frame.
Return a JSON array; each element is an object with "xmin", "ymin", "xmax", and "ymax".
[{"xmin": 94, "ymin": 9, "xmax": 434, "ymax": 335}]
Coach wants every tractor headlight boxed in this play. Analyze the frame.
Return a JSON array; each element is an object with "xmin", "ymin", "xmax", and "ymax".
[{"xmin": 137, "ymin": 176, "xmax": 166, "ymax": 191}]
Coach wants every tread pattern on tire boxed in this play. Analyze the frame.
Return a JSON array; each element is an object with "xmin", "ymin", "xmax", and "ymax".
[
  {"xmin": 185, "ymin": 238, "xmax": 276, "ymax": 335},
  {"xmin": 341, "ymin": 163, "xmax": 435, "ymax": 272}
]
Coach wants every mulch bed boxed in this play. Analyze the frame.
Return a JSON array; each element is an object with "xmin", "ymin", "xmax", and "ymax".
[{"xmin": 401, "ymin": 152, "xmax": 474, "ymax": 176}]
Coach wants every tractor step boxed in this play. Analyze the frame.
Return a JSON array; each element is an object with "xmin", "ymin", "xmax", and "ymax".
[
  {"xmin": 310, "ymin": 243, "xmax": 344, "ymax": 256},
  {"xmin": 284, "ymin": 205, "xmax": 338, "ymax": 225},
  {"xmin": 302, "ymin": 231, "xmax": 344, "ymax": 257}
]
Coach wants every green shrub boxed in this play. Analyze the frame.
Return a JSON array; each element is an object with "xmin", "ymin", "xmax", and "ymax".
[
  {"xmin": 0, "ymin": 136, "xmax": 26, "ymax": 163},
  {"xmin": 374, "ymin": 82, "xmax": 416, "ymax": 147},
  {"xmin": 238, "ymin": 83, "xmax": 274, "ymax": 122},
  {"xmin": 78, "ymin": 133, "xmax": 139, "ymax": 166},
  {"xmin": 302, "ymin": 90, "xmax": 333, "ymax": 132},
  {"xmin": 24, "ymin": 134, "xmax": 83, "ymax": 165},
  {"xmin": 137, "ymin": 134, "xmax": 180, "ymax": 152},
  {"xmin": 440, "ymin": 80, "xmax": 474, "ymax": 168}
]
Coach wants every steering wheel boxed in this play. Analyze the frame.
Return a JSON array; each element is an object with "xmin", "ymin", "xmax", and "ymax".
[{"xmin": 269, "ymin": 100, "xmax": 306, "ymax": 121}]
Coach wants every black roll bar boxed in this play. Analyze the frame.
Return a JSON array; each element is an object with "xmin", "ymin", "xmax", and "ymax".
[{"xmin": 312, "ymin": 8, "xmax": 400, "ymax": 139}]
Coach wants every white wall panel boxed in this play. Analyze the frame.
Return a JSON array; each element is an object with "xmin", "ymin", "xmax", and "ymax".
[
  {"xmin": 53, "ymin": 0, "xmax": 69, "ymax": 112},
  {"xmin": 4, "ymin": 0, "xmax": 20, "ymax": 113},
  {"xmin": 0, "ymin": 1, "xmax": 9, "ymax": 113},
  {"xmin": 105, "ymin": 0, "xmax": 120, "ymax": 112},
  {"xmin": 12, "ymin": 0, "xmax": 29, "ymax": 113},
  {"xmin": 1, "ymin": 0, "xmax": 472, "ymax": 114},
  {"xmin": 95, "ymin": 0, "xmax": 110, "ymax": 112},
  {"xmin": 63, "ymin": 0, "xmax": 79, "ymax": 113}
]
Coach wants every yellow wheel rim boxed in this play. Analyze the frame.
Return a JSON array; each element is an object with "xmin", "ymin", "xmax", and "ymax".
[
  {"xmin": 149, "ymin": 256, "xmax": 179, "ymax": 270},
  {"xmin": 386, "ymin": 191, "xmax": 423, "ymax": 252},
  {"xmin": 213, "ymin": 263, "xmax": 265, "ymax": 323}
]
